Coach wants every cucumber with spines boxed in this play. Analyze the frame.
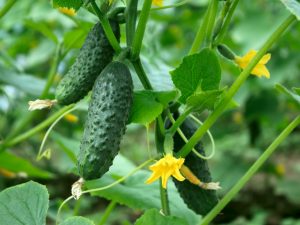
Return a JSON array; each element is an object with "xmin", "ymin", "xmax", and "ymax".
[
  {"xmin": 77, "ymin": 61, "xmax": 133, "ymax": 180},
  {"xmin": 55, "ymin": 20, "xmax": 120, "ymax": 105}
]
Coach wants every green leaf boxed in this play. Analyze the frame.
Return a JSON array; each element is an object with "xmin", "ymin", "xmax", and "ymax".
[
  {"xmin": 186, "ymin": 89, "xmax": 223, "ymax": 113},
  {"xmin": 275, "ymin": 83, "xmax": 300, "ymax": 105},
  {"xmin": 280, "ymin": 0, "xmax": 300, "ymax": 20},
  {"xmin": 52, "ymin": 0, "xmax": 83, "ymax": 10},
  {"xmin": 129, "ymin": 90, "xmax": 178, "ymax": 125},
  {"xmin": 293, "ymin": 87, "xmax": 300, "ymax": 95},
  {"xmin": 85, "ymin": 156, "xmax": 201, "ymax": 225},
  {"xmin": 24, "ymin": 19, "xmax": 58, "ymax": 43},
  {"xmin": 135, "ymin": 209, "xmax": 189, "ymax": 225},
  {"xmin": 0, "ymin": 66, "xmax": 49, "ymax": 96},
  {"xmin": 63, "ymin": 29, "xmax": 87, "ymax": 51},
  {"xmin": 170, "ymin": 48, "xmax": 221, "ymax": 103},
  {"xmin": 0, "ymin": 151, "xmax": 54, "ymax": 178},
  {"xmin": 0, "ymin": 181, "xmax": 49, "ymax": 225},
  {"xmin": 60, "ymin": 216, "xmax": 95, "ymax": 225}
]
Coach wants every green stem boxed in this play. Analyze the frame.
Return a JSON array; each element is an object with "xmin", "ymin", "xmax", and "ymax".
[
  {"xmin": 98, "ymin": 201, "xmax": 117, "ymax": 225},
  {"xmin": 131, "ymin": 58, "xmax": 153, "ymax": 89},
  {"xmin": 189, "ymin": 1, "xmax": 212, "ymax": 55},
  {"xmin": 41, "ymin": 43, "xmax": 62, "ymax": 98},
  {"xmin": 178, "ymin": 15, "xmax": 297, "ymax": 158},
  {"xmin": 131, "ymin": 0, "xmax": 152, "ymax": 60},
  {"xmin": 167, "ymin": 108, "xmax": 191, "ymax": 135},
  {"xmin": 159, "ymin": 180, "xmax": 170, "ymax": 215},
  {"xmin": 2, "ymin": 104, "xmax": 74, "ymax": 149},
  {"xmin": 90, "ymin": 1, "xmax": 121, "ymax": 53},
  {"xmin": 0, "ymin": 0, "xmax": 16, "ymax": 19},
  {"xmin": 125, "ymin": 0, "xmax": 138, "ymax": 47},
  {"xmin": 213, "ymin": 0, "xmax": 240, "ymax": 47},
  {"xmin": 205, "ymin": 0, "xmax": 219, "ymax": 47},
  {"xmin": 200, "ymin": 115, "xmax": 300, "ymax": 225}
]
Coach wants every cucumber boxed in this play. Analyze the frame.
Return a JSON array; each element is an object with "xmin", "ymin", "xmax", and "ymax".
[
  {"xmin": 172, "ymin": 118, "xmax": 218, "ymax": 215},
  {"xmin": 77, "ymin": 61, "xmax": 133, "ymax": 180},
  {"xmin": 55, "ymin": 20, "xmax": 120, "ymax": 105}
]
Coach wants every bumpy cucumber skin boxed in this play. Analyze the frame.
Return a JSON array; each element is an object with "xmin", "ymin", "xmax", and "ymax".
[
  {"xmin": 173, "ymin": 118, "xmax": 218, "ymax": 215},
  {"xmin": 55, "ymin": 21, "xmax": 120, "ymax": 105},
  {"xmin": 78, "ymin": 62, "xmax": 133, "ymax": 180}
]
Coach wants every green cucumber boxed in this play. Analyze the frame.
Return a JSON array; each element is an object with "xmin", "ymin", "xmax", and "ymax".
[
  {"xmin": 55, "ymin": 20, "xmax": 120, "ymax": 105},
  {"xmin": 173, "ymin": 118, "xmax": 218, "ymax": 215},
  {"xmin": 77, "ymin": 61, "xmax": 133, "ymax": 180}
]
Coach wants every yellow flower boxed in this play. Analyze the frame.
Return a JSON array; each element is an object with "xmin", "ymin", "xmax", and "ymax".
[
  {"xmin": 235, "ymin": 50, "xmax": 271, "ymax": 78},
  {"xmin": 146, "ymin": 154, "xmax": 185, "ymax": 189},
  {"xmin": 152, "ymin": 0, "xmax": 163, "ymax": 7},
  {"xmin": 58, "ymin": 7, "xmax": 76, "ymax": 16}
]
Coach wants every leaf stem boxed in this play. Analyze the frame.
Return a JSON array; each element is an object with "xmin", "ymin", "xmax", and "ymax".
[
  {"xmin": 189, "ymin": 2, "xmax": 212, "ymax": 55},
  {"xmin": 205, "ymin": 0, "xmax": 219, "ymax": 47},
  {"xmin": 0, "ymin": 0, "xmax": 16, "ymax": 19},
  {"xmin": 131, "ymin": 0, "xmax": 152, "ymax": 60},
  {"xmin": 167, "ymin": 108, "xmax": 192, "ymax": 136},
  {"xmin": 131, "ymin": 58, "xmax": 153, "ymax": 90},
  {"xmin": 2, "ymin": 104, "xmax": 75, "ymax": 149},
  {"xmin": 125, "ymin": 0, "xmax": 138, "ymax": 47},
  {"xmin": 213, "ymin": 0, "xmax": 240, "ymax": 47},
  {"xmin": 98, "ymin": 201, "xmax": 117, "ymax": 225},
  {"xmin": 178, "ymin": 15, "xmax": 297, "ymax": 158},
  {"xmin": 200, "ymin": 115, "xmax": 300, "ymax": 225},
  {"xmin": 90, "ymin": 1, "xmax": 121, "ymax": 53}
]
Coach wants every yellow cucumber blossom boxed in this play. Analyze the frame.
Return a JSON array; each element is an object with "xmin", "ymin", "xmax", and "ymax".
[
  {"xmin": 235, "ymin": 50, "xmax": 271, "ymax": 78},
  {"xmin": 152, "ymin": 0, "xmax": 163, "ymax": 7},
  {"xmin": 146, "ymin": 153, "xmax": 185, "ymax": 189},
  {"xmin": 58, "ymin": 7, "xmax": 76, "ymax": 16}
]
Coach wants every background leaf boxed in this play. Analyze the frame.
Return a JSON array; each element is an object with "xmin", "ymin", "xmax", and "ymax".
[
  {"xmin": 0, "ymin": 181, "xmax": 49, "ymax": 225},
  {"xmin": 0, "ymin": 152, "xmax": 54, "ymax": 178},
  {"xmin": 52, "ymin": 0, "xmax": 84, "ymax": 11},
  {"xmin": 60, "ymin": 216, "xmax": 95, "ymax": 225},
  {"xmin": 170, "ymin": 48, "xmax": 221, "ymax": 103},
  {"xmin": 276, "ymin": 83, "xmax": 300, "ymax": 106},
  {"xmin": 135, "ymin": 208, "xmax": 189, "ymax": 225}
]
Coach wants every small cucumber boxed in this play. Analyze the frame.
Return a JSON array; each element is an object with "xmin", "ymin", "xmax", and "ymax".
[
  {"xmin": 55, "ymin": 20, "xmax": 120, "ymax": 105},
  {"xmin": 77, "ymin": 61, "xmax": 133, "ymax": 180},
  {"xmin": 173, "ymin": 118, "xmax": 218, "ymax": 215}
]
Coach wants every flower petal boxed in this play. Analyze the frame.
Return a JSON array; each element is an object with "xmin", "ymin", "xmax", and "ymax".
[
  {"xmin": 251, "ymin": 65, "xmax": 270, "ymax": 78},
  {"xmin": 172, "ymin": 169, "xmax": 185, "ymax": 181}
]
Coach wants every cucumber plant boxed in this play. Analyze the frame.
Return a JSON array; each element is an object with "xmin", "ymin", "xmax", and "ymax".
[{"xmin": 0, "ymin": 0, "xmax": 299, "ymax": 225}]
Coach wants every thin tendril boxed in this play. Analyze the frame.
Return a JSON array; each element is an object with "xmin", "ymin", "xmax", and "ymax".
[{"xmin": 36, "ymin": 106, "xmax": 77, "ymax": 161}]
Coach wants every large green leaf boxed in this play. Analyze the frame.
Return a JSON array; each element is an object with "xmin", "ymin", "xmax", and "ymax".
[
  {"xmin": 280, "ymin": 0, "xmax": 300, "ymax": 20},
  {"xmin": 0, "ymin": 181, "xmax": 49, "ymax": 225},
  {"xmin": 0, "ymin": 151, "xmax": 54, "ymax": 179},
  {"xmin": 24, "ymin": 19, "xmax": 58, "ymax": 43},
  {"xmin": 85, "ymin": 156, "xmax": 201, "ymax": 225},
  {"xmin": 60, "ymin": 216, "xmax": 95, "ymax": 225},
  {"xmin": 135, "ymin": 209, "xmax": 189, "ymax": 225},
  {"xmin": 52, "ymin": 0, "xmax": 83, "ymax": 10},
  {"xmin": 129, "ymin": 90, "xmax": 178, "ymax": 125},
  {"xmin": 170, "ymin": 48, "xmax": 221, "ymax": 103}
]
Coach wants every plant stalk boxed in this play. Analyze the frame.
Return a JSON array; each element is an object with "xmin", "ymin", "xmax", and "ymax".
[
  {"xmin": 98, "ymin": 201, "xmax": 117, "ymax": 225},
  {"xmin": 125, "ymin": 0, "xmax": 138, "ymax": 46},
  {"xmin": 131, "ymin": 0, "xmax": 152, "ymax": 60},
  {"xmin": 90, "ymin": 1, "xmax": 121, "ymax": 53},
  {"xmin": 0, "ymin": 0, "xmax": 16, "ymax": 19}
]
